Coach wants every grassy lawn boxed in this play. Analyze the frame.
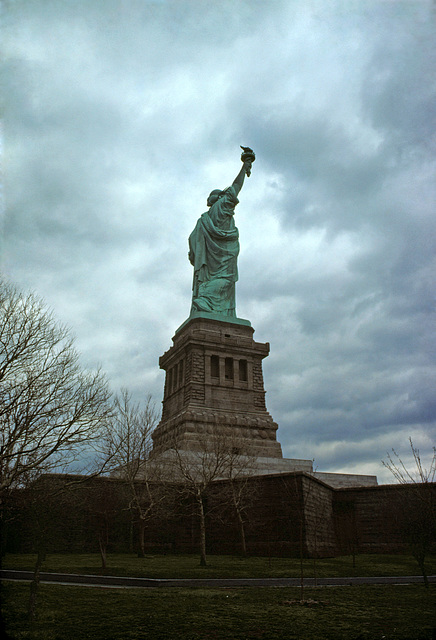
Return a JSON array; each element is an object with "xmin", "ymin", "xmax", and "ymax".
[
  {"xmin": 1, "ymin": 581, "xmax": 435, "ymax": 640},
  {"xmin": 2, "ymin": 552, "xmax": 435, "ymax": 579}
]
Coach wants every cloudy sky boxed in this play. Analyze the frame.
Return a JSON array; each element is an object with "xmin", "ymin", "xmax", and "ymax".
[{"xmin": 2, "ymin": 0, "xmax": 435, "ymax": 483}]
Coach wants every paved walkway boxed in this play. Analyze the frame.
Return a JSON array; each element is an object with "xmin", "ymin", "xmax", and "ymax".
[{"xmin": 1, "ymin": 569, "xmax": 434, "ymax": 589}]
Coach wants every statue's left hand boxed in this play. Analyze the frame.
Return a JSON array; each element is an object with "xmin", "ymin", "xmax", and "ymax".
[{"xmin": 240, "ymin": 146, "xmax": 255, "ymax": 177}]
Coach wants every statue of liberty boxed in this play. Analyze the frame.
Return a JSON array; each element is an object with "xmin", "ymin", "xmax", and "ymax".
[{"xmin": 188, "ymin": 147, "xmax": 255, "ymax": 317}]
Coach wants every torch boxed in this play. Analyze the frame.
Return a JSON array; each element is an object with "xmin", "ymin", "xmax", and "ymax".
[{"xmin": 240, "ymin": 146, "xmax": 255, "ymax": 176}]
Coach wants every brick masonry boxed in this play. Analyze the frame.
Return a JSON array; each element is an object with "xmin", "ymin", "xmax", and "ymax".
[
  {"xmin": 204, "ymin": 472, "xmax": 435, "ymax": 557},
  {"xmin": 10, "ymin": 472, "xmax": 434, "ymax": 557},
  {"xmin": 151, "ymin": 316, "xmax": 282, "ymax": 458}
]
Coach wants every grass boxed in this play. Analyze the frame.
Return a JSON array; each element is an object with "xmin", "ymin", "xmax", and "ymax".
[
  {"xmin": 2, "ymin": 554, "xmax": 434, "ymax": 638},
  {"xmin": 2, "ymin": 552, "xmax": 435, "ymax": 580},
  {"xmin": 1, "ymin": 581, "xmax": 435, "ymax": 640}
]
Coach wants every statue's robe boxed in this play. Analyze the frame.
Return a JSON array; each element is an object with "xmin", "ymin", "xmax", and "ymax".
[{"xmin": 189, "ymin": 186, "xmax": 239, "ymax": 317}]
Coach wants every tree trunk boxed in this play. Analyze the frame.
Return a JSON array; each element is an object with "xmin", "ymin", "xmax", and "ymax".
[
  {"xmin": 138, "ymin": 520, "xmax": 146, "ymax": 558},
  {"xmin": 299, "ymin": 517, "xmax": 305, "ymax": 601},
  {"xmin": 198, "ymin": 496, "xmax": 207, "ymax": 567},
  {"xmin": 129, "ymin": 518, "xmax": 134, "ymax": 553},
  {"xmin": 237, "ymin": 511, "xmax": 247, "ymax": 557},
  {"xmin": 98, "ymin": 532, "xmax": 107, "ymax": 570},
  {"xmin": 0, "ymin": 503, "xmax": 5, "ymax": 569},
  {"xmin": 413, "ymin": 544, "xmax": 429, "ymax": 588},
  {"xmin": 231, "ymin": 483, "xmax": 248, "ymax": 557},
  {"xmin": 28, "ymin": 547, "xmax": 45, "ymax": 621}
]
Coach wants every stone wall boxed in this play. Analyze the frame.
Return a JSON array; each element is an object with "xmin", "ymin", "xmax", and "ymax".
[
  {"xmin": 206, "ymin": 473, "xmax": 435, "ymax": 557},
  {"xmin": 301, "ymin": 475, "xmax": 337, "ymax": 557},
  {"xmin": 333, "ymin": 482, "xmax": 436, "ymax": 554},
  {"xmin": 7, "ymin": 472, "xmax": 435, "ymax": 558},
  {"xmin": 205, "ymin": 472, "xmax": 337, "ymax": 557}
]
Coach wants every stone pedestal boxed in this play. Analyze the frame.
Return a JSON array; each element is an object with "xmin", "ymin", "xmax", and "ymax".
[{"xmin": 151, "ymin": 314, "xmax": 283, "ymax": 458}]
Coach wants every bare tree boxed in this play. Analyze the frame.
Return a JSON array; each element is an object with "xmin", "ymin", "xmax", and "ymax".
[
  {"xmin": 81, "ymin": 477, "xmax": 124, "ymax": 569},
  {"xmin": 334, "ymin": 498, "xmax": 359, "ymax": 569},
  {"xmin": 0, "ymin": 280, "xmax": 113, "ymax": 621},
  {"xmin": 280, "ymin": 470, "xmax": 323, "ymax": 601},
  {"xmin": 287, "ymin": 474, "xmax": 309, "ymax": 600},
  {"xmin": 169, "ymin": 435, "xmax": 237, "ymax": 566},
  {"xmin": 382, "ymin": 437, "xmax": 436, "ymax": 485},
  {"xmin": 0, "ymin": 280, "xmax": 113, "ymax": 501},
  {"xmin": 100, "ymin": 389, "xmax": 163, "ymax": 557},
  {"xmin": 214, "ymin": 446, "xmax": 261, "ymax": 557},
  {"xmin": 382, "ymin": 438, "xmax": 436, "ymax": 587}
]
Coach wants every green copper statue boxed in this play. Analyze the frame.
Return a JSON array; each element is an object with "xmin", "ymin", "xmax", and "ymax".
[{"xmin": 189, "ymin": 147, "xmax": 255, "ymax": 317}]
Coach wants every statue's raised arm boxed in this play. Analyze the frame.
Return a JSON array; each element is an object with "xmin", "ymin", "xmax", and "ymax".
[{"xmin": 188, "ymin": 147, "xmax": 255, "ymax": 318}]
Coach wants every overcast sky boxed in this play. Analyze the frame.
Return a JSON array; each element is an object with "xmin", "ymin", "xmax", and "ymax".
[{"xmin": 2, "ymin": 0, "xmax": 435, "ymax": 483}]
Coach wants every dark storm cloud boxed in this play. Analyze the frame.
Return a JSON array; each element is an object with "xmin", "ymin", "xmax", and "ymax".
[{"xmin": 2, "ymin": 0, "xmax": 435, "ymax": 482}]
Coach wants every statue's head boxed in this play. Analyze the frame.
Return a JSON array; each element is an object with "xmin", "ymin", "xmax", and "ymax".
[{"xmin": 207, "ymin": 189, "xmax": 223, "ymax": 207}]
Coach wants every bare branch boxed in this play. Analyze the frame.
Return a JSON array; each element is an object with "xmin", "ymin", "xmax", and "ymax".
[
  {"xmin": 382, "ymin": 437, "xmax": 436, "ymax": 485},
  {"xmin": 98, "ymin": 389, "xmax": 163, "ymax": 557},
  {"xmin": 0, "ymin": 280, "xmax": 112, "ymax": 497}
]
